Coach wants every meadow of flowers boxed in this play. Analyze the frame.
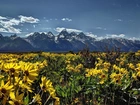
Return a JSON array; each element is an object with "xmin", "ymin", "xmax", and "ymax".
[{"xmin": 0, "ymin": 49, "xmax": 140, "ymax": 105}]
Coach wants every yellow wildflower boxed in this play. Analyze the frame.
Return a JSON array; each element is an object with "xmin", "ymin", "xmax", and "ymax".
[
  {"xmin": 110, "ymin": 73, "xmax": 122, "ymax": 84},
  {"xmin": 132, "ymin": 73, "xmax": 137, "ymax": 80},
  {"xmin": 3, "ymin": 63, "xmax": 20, "ymax": 77},
  {"xmin": 103, "ymin": 62, "xmax": 111, "ymax": 69},
  {"xmin": 0, "ymin": 80, "xmax": 13, "ymax": 98},
  {"xmin": 19, "ymin": 80, "xmax": 33, "ymax": 93},
  {"xmin": 40, "ymin": 76, "xmax": 56, "ymax": 98},
  {"xmin": 9, "ymin": 91, "xmax": 24, "ymax": 105},
  {"xmin": 40, "ymin": 76, "xmax": 53, "ymax": 92},
  {"xmin": 54, "ymin": 97, "xmax": 60, "ymax": 105},
  {"xmin": 0, "ymin": 75, "xmax": 4, "ymax": 79},
  {"xmin": 20, "ymin": 62, "xmax": 38, "ymax": 81},
  {"xmin": 14, "ymin": 77, "xmax": 33, "ymax": 93},
  {"xmin": 128, "ymin": 63, "xmax": 135, "ymax": 70},
  {"xmin": 31, "ymin": 94, "xmax": 42, "ymax": 105}
]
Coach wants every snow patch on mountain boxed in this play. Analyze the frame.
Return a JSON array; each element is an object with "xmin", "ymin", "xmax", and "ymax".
[
  {"xmin": 55, "ymin": 36, "xmax": 58, "ymax": 43},
  {"xmin": 59, "ymin": 34, "xmax": 65, "ymax": 38}
]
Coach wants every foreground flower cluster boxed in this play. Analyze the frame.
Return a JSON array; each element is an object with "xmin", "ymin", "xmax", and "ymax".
[
  {"xmin": 0, "ymin": 53, "xmax": 59, "ymax": 105},
  {"xmin": 0, "ymin": 50, "xmax": 140, "ymax": 105}
]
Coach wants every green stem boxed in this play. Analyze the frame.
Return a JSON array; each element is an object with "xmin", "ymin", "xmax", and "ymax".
[
  {"xmin": 44, "ymin": 95, "xmax": 51, "ymax": 105},
  {"xmin": 41, "ymin": 91, "xmax": 44, "ymax": 98}
]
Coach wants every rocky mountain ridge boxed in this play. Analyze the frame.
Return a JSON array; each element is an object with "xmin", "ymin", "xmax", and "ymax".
[{"xmin": 0, "ymin": 30, "xmax": 140, "ymax": 52}]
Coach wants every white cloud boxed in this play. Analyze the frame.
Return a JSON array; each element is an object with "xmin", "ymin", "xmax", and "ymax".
[
  {"xmin": 45, "ymin": 20, "xmax": 49, "ymax": 22},
  {"xmin": 96, "ymin": 36, "xmax": 104, "ymax": 41},
  {"xmin": 61, "ymin": 18, "xmax": 72, "ymax": 22},
  {"xmin": 8, "ymin": 18, "xmax": 20, "ymax": 25},
  {"xmin": 96, "ymin": 27, "xmax": 107, "ymax": 30},
  {"xmin": 106, "ymin": 34, "xmax": 125, "ymax": 38},
  {"xmin": 85, "ymin": 32, "xmax": 97, "ymax": 38},
  {"xmin": 115, "ymin": 19, "xmax": 123, "ymax": 22},
  {"xmin": 0, "ymin": 16, "xmax": 7, "ymax": 20},
  {"xmin": 129, "ymin": 37, "xmax": 140, "ymax": 41},
  {"xmin": 0, "ymin": 19, "xmax": 20, "ymax": 26},
  {"xmin": 94, "ymin": 34, "xmax": 125, "ymax": 41},
  {"xmin": 117, "ymin": 19, "xmax": 123, "ymax": 21},
  {"xmin": 19, "ymin": 15, "xmax": 39, "ymax": 23},
  {"xmin": 0, "ymin": 15, "xmax": 40, "ymax": 34},
  {"xmin": 55, "ymin": 27, "xmax": 98, "ymax": 38},
  {"xmin": 54, "ymin": 27, "xmax": 128, "ymax": 41},
  {"xmin": 6, "ymin": 26, "xmax": 21, "ymax": 34},
  {"xmin": 0, "ymin": 28, "xmax": 8, "ymax": 33},
  {"xmin": 44, "ymin": 18, "xmax": 58, "ymax": 22},
  {"xmin": 0, "ymin": 19, "xmax": 21, "ymax": 33},
  {"xmin": 45, "ymin": 18, "xmax": 71, "ymax": 22},
  {"xmin": 54, "ymin": 27, "xmax": 82, "ymax": 33},
  {"xmin": 25, "ymin": 32, "xmax": 34, "ymax": 37}
]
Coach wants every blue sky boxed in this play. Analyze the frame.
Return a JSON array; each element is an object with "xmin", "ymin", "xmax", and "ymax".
[{"xmin": 0, "ymin": 0, "xmax": 140, "ymax": 39}]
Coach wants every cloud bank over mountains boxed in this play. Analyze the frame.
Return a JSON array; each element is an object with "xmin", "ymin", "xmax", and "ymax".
[
  {"xmin": 0, "ymin": 15, "xmax": 139, "ymax": 41},
  {"xmin": 54, "ymin": 27, "xmax": 82, "ymax": 33},
  {"xmin": 0, "ymin": 15, "xmax": 39, "ymax": 34},
  {"xmin": 0, "ymin": 0, "xmax": 140, "ymax": 40}
]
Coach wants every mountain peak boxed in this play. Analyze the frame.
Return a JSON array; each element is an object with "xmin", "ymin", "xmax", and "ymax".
[
  {"xmin": 29, "ymin": 32, "xmax": 40, "ymax": 37},
  {"xmin": 48, "ymin": 31, "xmax": 53, "ymax": 34},
  {"xmin": 34, "ymin": 32, "xmax": 40, "ymax": 35},
  {"xmin": 70, "ymin": 32, "xmax": 77, "ymax": 35},
  {"xmin": 47, "ymin": 31, "xmax": 54, "ymax": 38},
  {"xmin": 0, "ymin": 32, "xmax": 140, "ymax": 52},
  {"xmin": 61, "ymin": 28, "xmax": 67, "ymax": 32},
  {"xmin": 59, "ymin": 29, "xmax": 69, "ymax": 36},
  {"xmin": 78, "ymin": 32, "xmax": 86, "ymax": 36},
  {"xmin": 76, "ymin": 32, "xmax": 87, "ymax": 39},
  {"xmin": 10, "ymin": 34, "xmax": 17, "ymax": 37}
]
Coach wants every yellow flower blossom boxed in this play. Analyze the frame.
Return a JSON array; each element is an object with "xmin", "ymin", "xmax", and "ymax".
[
  {"xmin": 20, "ymin": 62, "xmax": 38, "ymax": 81},
  {"xmin": 119, "ymin": 68, "xmax": 128, "ymax": 74},
  {"xmin": 31, "ymin": 94, "xmax": 42, "ymax": 105},
  {"xmin": 40, "ymin": 76, "xmax": 57, "ymax": 99},
  {"xmin": 103, "ymin": 62, "xmax": 111, "ymax": 69},
  {"xmin": 66, "ymin": 64, "xmax": 82, "ymax": 73},
  {"xmin": 0, "ymin": 75, "xmax": 4, "ymax": 79},
  {"xmin": 14, "ymin": 77, "xmax": 33, "ymax": 93},
  {"xmin": 110, "ymin": 73, "xmax": 122, "ymax": 84},
  {"xmin": 18, "ymin": 80, "xmax": 33, "ymax": 93},
  {"xmin": 0, "ymin": 80, "xmax": 13, "ymax": 100},
  {"xmin": 9, "ymin": 91, "xmax": 24, "ymax": 105},
  {"xmin": 3, "ymin": 63, "xmax": 21, "ymax": 77},
  {"xmin": 99, "ymin": 73, "xmax": 107, "ymax": 84},
  {"xmin": 136, "ymin": 71, "xmax": 140, "ymax": 77},
  {"xmin": 40, "ymin": 76, "xmax": 53, "ymax": 92},
  {"xmin": 132, "ymin": 73, "xmax": 137, "ymax": 80},
  {"xmin": 113, "ymin": 65, "xmax": 120, "ymax": 70},
  {"xmin": 128, "ymin": 63, "xmax": 135, "ymax": 70}
]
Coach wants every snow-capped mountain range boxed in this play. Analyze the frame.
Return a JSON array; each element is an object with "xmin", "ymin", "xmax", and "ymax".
[{"xmin": 0, "ymin": 30, "xmax": 140, "ymax": 52}]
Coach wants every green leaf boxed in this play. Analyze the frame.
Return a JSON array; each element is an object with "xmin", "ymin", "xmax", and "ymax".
[
  {"xmin": 132, "ymin": 89, "xmax": 139, "ymax": 95},
  {"xmin": 61, "ymin": 91, "xmax": 65, "ymax": 97},
  {"xmin": 24, "ymin": 95, "xmax": 29, "ymax": 105}
]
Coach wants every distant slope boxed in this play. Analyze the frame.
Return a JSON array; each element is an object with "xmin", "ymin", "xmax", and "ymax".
[{"xmin": 0, "ymin": 30, "xmax": 140, "ymax": 52}]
